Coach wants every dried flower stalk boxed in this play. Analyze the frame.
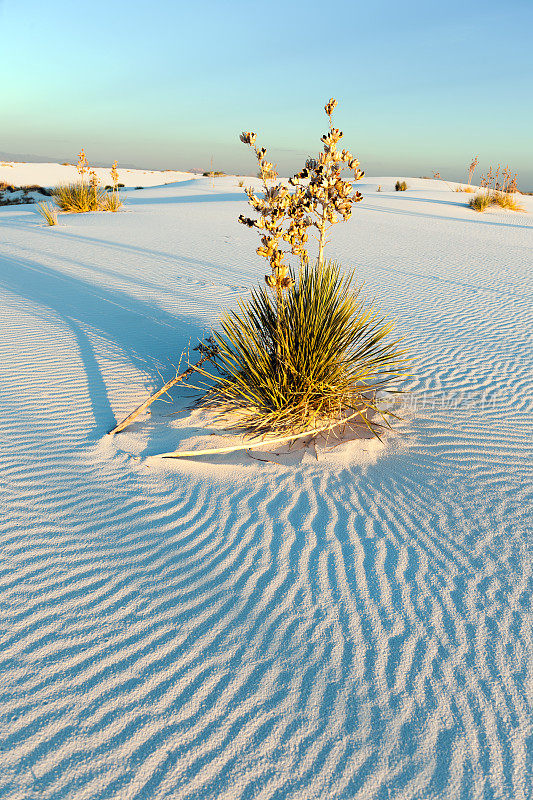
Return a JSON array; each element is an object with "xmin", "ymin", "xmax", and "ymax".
[
  {"xmin": 467, "ymin": 156, "xmax": 479, "ymax": 186},
  {"xmin": 288, "ymin": 98, "xmax": 364, "ymax": 265},
  {"xmin": 111, "ymin": 160, "xmax": 119, "ymax": 192},
  {"xmin": 238, "ymin": 98, "xmax": 364, "ymax": 294},
  {"xmin": 77, "ymin": 148, "xmax": 88, "ymax": 181}
]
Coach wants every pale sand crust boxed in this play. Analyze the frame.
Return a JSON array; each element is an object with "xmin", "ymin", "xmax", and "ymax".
[{"xmin": 0, "ymin": 171, "xmax": 531, "ymax": 800}]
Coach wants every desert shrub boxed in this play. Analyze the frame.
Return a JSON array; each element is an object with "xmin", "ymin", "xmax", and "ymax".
[
  {"xmin": 469, "ymin": 193, "xmax": 491, "ymax": 212},
  {"xmin": 53, "ymin": 182, "xmax": 107, "ymax": 212},
  {"xmin": 201, "ymin": 260, "xmax": 407, "ymax": 436},
  {"xmin": 21, "ymin": 184, "xmax": 52, "ymax": 196},
  {"xmin": 470, "ymin": 165, "xmax": 523, "ymax": 212},
  {"xmin": 200, "ymin": 99, "xmax": 407, "ymax": 438},
  {"xmin": 53, "ymin": 150, "xmax": 109, "ymax": 212},
  {"xmin": 36, "ymin": 202, "xmax": 58, "ymax": 225},
  {"xmin": 395, "ymin": 180, "xmax": 407, "ymax": 191},
  {"xmin": 491, "ymin": 191, "xmax": 524, "ymax": 211},
  {"xmin": 0, "ymin": 196, "xmax": 23, "ymax": 206},
  {"xmin": 237, "ymin": 179, "xmax": 245, "ymax": 188}
]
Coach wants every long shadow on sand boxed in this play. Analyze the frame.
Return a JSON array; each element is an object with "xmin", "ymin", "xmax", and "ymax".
[
  {"xmin": 127, "ymin": 192, "xmax": 244, "ymax": 206},
  {"xmin": 362, "ymin": 202, "xmax": 532, "ymax": 229},
  {"xmin": 0, "ymin": 254, "xmax": 209, "ymax": 436}
]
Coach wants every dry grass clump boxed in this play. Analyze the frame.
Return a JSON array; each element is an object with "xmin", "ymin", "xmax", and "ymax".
[
  {"xmin": 53, "ymin": 181, "xmax": 107, "ymax": 212},
  {"xmin": 470, "ymin": 164, "xmax": 524, "ymax": 212},
  {"xmin": 469, "ymin": 193, "xmax": 492, "ymax": 212},
  {"xmin": 104, "ymin": 192, "xmax": 123, "ymax": 212},
  {"xmin": 201, "ymin": 260, "xmax": 408, "ymax": 437},
  {"xmin": 491, "ymin": 191, "xmax": 524, "ymax": 211},
  {"xmin": 52, "ymin": 150, "xmax": 124, "ymax": 213},
  {"xmin": 36, "ymin": 203, "xmax": 58, "ymax": 225},
  {"xmin": 395, "ymin": 180, "xmax": 407, "ymax": 191}
]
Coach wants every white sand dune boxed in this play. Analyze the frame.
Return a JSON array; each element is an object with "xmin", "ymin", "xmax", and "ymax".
[
  {"xmin": 0, "ymin": 169, "xmax": 531, "ymax": 799},
  {"xmin": 0, "ymin": 161, "xmax": 198, "ymax": 190}
]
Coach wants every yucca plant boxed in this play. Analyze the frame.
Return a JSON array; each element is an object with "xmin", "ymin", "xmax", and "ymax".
[
  {"xmin": 199, "ymin": 260, "xmax": 408, "ymax": 438},
  {"xmin": 36, "ymin": 202, "xmax": 58, "ymax": 225},
  {"xmin": 53, "ymin": 182, "xmax": 107, "ymax": 212},
  {"xmin": 192, "ymin": 99, "xmax": 410, "ymax": 446}
]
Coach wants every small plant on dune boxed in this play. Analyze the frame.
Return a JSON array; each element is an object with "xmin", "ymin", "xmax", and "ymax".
[
  {"xmin": 395, "ymin": 180, "xmax": 407, "ymax": 191},
  {"xmin": 53, "ymin": 181, "xmax": 107, "ymax": 212},
  {"xmin": 469, "ymin": 193, "xmax": 492, "ymax": 212},
  {"xmin": 490, "ymin": 191, "xmax": 524, "ymax": 211},
  {"xmin": 105, "ymin": 160, "xmax": 123, "ymax": 211},
  {"xmin": 52, "ymin": 151, "xmax": 125, "ymax": 212},
  {"xmin": 470, "ymin": 164, "xmax": 523, "ymax": 212},
  {"xmin": 104, "ymin": 192, "xmax": 123, "ymax": 212},
  {"xmin": 197, "ymin": 99, "xmax": 408, "ymax": 441},
  {"xmin": 35, "ymin": 202, "xmax": 58, "ymax": 226}
]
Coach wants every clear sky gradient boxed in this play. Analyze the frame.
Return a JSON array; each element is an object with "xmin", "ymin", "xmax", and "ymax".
[{"xmin": 1, "ymin": 0, "xmax": 532, "ymax": 186}]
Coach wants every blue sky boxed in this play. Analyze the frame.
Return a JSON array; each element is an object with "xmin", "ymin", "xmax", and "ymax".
[{"xmin": 1, "ymin": 0, "xmax": 532, "ymax": 186}]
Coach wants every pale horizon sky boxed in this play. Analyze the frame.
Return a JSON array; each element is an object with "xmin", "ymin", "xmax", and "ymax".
[{"xmin": 1, "ymin": 0, "xmax": 532, "ymax": 187}]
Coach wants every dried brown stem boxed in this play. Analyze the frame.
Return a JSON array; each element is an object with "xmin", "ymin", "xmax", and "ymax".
[
  {"xmin": 108, "ymin": 353, "xmax": 212, "ymax": 435},
  {"xmin": 155, "ymin": 407, "xmax": 370, "ymax": 459}
]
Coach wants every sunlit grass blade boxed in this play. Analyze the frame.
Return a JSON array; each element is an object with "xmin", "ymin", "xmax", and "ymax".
[{"xmin": 35, "ymin": 202, "xmax": 58, "ymax": 226}]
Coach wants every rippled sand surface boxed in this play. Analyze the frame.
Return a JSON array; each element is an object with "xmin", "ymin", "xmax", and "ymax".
[{"xmin": 1, "ymin": 176, "xmax": 531, "ymax": 799}]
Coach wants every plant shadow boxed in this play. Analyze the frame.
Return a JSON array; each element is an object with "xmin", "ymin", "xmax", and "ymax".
[{"xmin": 0, "ymin": 254, "xmax": 209, "ymax": 438}]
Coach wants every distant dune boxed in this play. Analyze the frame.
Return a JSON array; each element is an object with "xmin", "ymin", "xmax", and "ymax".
[{"xmin": 0, "ymin": 160, "xmax": 198, "ymax": 189}]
